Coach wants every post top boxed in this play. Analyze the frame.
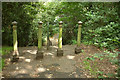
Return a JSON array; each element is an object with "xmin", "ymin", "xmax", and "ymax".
[
  {"xmin": 59, "ymin": 21, "xmax": 63, "ymax": 25},
  {"xmin": 78, "ymin": 21, "xmax": 82, "ymax": 25},
  {"xmin": 38, "ymin": 21, "xmax": 43, "ymax": 24},
  {"xmin": 12, "ymin": 21, "xmax": 17, "ymax": 25}
]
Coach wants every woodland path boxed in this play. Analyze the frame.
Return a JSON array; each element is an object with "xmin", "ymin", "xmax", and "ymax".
[
  {"xmin": 3, "ymin": 45, "xmax": 83, "ymax": 78},
  {"xmin": 2, "ymin": 34, "xmax": 104, "ymax": 78}
]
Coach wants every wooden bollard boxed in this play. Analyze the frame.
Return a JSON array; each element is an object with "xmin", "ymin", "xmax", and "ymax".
[
  {"xmin": 75, "ymin": 21, "xmax": 82, "ymax": 54},
  {"xmin": 36, "ymin": 21, "xmax": 44, "ymax": 59},
  {"xmin": 57, "ymin": 21, "xmax": 63, "ymax": 56},
  {"xmin": 11, "ymin": 21, "xmax": 19, "ymax": 62}
]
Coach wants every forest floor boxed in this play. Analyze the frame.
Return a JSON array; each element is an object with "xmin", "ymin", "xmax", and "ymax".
[{"xmin": 2, "ymin": 44, "xmax": 118, "ymax": 78}]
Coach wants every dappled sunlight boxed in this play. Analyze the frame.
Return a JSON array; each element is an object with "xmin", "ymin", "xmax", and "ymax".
[
  {"xmin": 52, "ymin": 46, "xmax": 58, "ymax": 49},
  {"xmin": 50, "ymin": 37, "xmax": 58, "ymax": 42},
  {"xmin": 66, "ymin": 55, "xmax": 75, "ymax": 60},
  {"xmin": 25, "ymin": 65, "xmax": 32, "ymax": 69},
  {"xmin": 45, "ymin": 73, "xmax": 53, "ymax": 78},
  {"xmin": 49, "ymin": 33, "xmax": 59, "ymax": 46},
  {"xmin": 23, "ymin": 50, "xmax": 37, "ymax": 55},
  {"xmin": 10, "ymin": 71, "xmax": 19, "ymax": 76},
  {"xmin": 48, "ymin": 52, "xmax": 53, "ymax": 56},
  {"xmin": 43, "ymin": 0, "xmax": 55, "ymax": 5},
  {"xmin": 19, "ymin": 56, "xmax": 25, "ymax": 59},
  {"xmin": 36, "ymin": 67, "xmax": 46, "ymax": 73},
  {"xmin": 23, "ymin": 50, "xmax": 31, "ymax": 53},
  {"xmin": 19, "ymin": 69, "xmax": 28, "ymax": 74},
  {"xmin": 16, "ymin": 67, "xmax": 19, "ymax": 70},
  {"xmin": 50, "ymin": 37, "xmax": 54, "ymax": 41},
  {"xmin": 25, "ymin": 59, "xmax": 31, "ymax": 63},
  {"xmin": 45, "ymin": 52, "xmax": 53, "ymax": 56},
  {"xmin": 14, "ymin": 40, "xmax": 18, "ymax": 51},
  {"xmin": 3, "ymin": 2, "xmax": 119, "ymax": 78}
]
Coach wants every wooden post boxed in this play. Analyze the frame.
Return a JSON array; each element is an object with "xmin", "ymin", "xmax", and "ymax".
[
  {"xmin": 36, "ymin": 21, "xmax": 44, "ymax": 59},
  {"xmin": 75, "ymin": 21, "xmax": 82, "ymax": 54},
  {"xmin": 58, "ymin": 21, "xmax": 63, "ymax": 49},
  {"xmin": 57, "ymin": 21, "xmax": 63, "ymax": 56},
  {"xmin": 47, "ymin": 22, "xmax": 50, "ymax": 50},
  {"xmin": 38, "ymin": 21, "xmax": 43, "ymax": 50},
  {"xmin": 77, "ymin": 21, "xmax": 82, "ymax": 47},
  {"xmin": 11, "ymin": 21, "xmax": 19, "ymax": 62}
]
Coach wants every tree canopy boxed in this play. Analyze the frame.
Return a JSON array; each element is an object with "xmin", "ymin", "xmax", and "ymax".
[{"xmin": 2, "ymin": 2, "xmax": 120, "ymax": 50}]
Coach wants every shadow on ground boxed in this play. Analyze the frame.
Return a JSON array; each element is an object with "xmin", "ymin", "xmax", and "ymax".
[{"xmin": 2, "ymin": 45, "xmax": 84, "ymax": 78}]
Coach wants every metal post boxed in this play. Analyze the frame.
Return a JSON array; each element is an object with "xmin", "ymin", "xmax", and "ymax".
[
  {"xmin": 11, "ymin": 21, "xmax": 19, "ymax": 62},
  {"xmin": 75, "ymin": 21, "xmax": 82, "ymax": 54},
  {"xmin": 57, "ymin": 21, "xmax": 63, "ymax": 56}
]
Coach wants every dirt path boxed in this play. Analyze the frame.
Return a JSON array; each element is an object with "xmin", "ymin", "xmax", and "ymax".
[
  {"xmin": 2, "ymin": 45, "xmax": 82, "ymax": 78},
  {"xmin": 2, "ymin": 44, "xmax": 116, "ymax": 78}
]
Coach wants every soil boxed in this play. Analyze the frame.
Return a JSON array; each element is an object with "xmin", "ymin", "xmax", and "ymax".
[{"xmin": 2, "ymin": 44, "xmax": 118, "ymax": 78}]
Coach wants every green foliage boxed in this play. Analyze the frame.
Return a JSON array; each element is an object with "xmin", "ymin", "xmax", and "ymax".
[
  {"xmin": 0, "ymin": 59, "xmax": 5, "ymax": 72},
  {"xmin": 2, "ymin": 2, "xmax": 120, "ymax": 51},
  {"xmin": 0, "ymin": 46, "xmax": 13, "ymax": 71},
  {"xmin": 56, "ymin": 2, "xmax": 120, "ymax": 50},
  {"xmin": 85, "ymin": 53, "xmax": 104, "ymax": 61},
  {"xmin": 81, "ymin": 3, "xmax": 120, "ymax": 50},
  {"xmin": 84, "ymin": 50, "xmax": 118, "ymax": 78},
  {"xmin": 2, "ymin": 2, "xmax": 42, "ymax": 46},
  {"xmin": 83, "ymin": 60, "xmax": 98, "ymax": 77},
  {"xmin": 0, "ymin": 59, "xmax": 4, "ymax": 72},
  {"xmin": 2, "ymin": 59, "xmax": 5, "ymax": 69},
  {"xmin": 104, "ymin": 50, "xmax": 118, "ymax": 57},
  {"xmin": 2, "ymin": 46, "xmax": 13, "ymax": 55},
  {"xmin": 84, "ymin": 22, "xmax": 120, "ymax": 50},
  {"xmin": 106, "ymin": 73, "xmax": 117, "ymax": 78},
  {"xmin": 85, "ymin": 57, "xmax": 95, "ymax": 61},
  {"xmin": 93, "ymin": 53, "xmax": 104, "ymax": 60},
  {"xmin": 71, "ymin": 40, "xmax": 77, "ymax": 45},
  {"xmin": 97, "ymin": 71, "xmax": 104, "ymax": 79},
  {"xmin": 104, "ymin": 50, "xmax": 118, "ymax": 65}
]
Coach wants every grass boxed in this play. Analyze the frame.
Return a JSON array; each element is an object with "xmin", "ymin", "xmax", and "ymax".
[
  {"xmin": 2, "ymin": 46, "xmax": 13, "ymax": 55},
  {"xmin": 0, "ymin": 46, "xmax": 13, "ymax": 71}
]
